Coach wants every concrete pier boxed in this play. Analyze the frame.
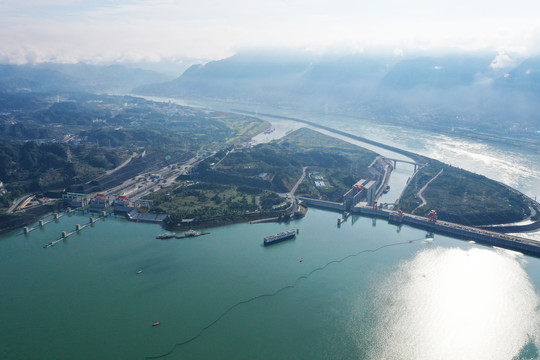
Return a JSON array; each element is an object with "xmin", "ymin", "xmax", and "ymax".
[
  {"xmin": 44, "ymin": 211, "xmax": 110, "ymax": 249},
  {"xmin": 23, "ymin": 212, "xmax": 67, "ymax": 234}
]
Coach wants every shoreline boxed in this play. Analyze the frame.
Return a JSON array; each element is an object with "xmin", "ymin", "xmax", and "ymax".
[
  {"xmin": 0, "ymin": 203, "xmax": 65, "ymax": 236},
  {"xmin": 163, "ymin": 211, "xmax": 303, "ymax": 232}
]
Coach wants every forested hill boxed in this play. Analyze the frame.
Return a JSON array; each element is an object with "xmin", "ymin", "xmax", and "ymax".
[{"xmin": 0, "ymin": 142, "xmax": 129, "ymax": 208}]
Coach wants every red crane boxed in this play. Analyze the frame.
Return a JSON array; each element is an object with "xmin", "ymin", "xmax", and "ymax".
[
  {"xmin": 428, "ymin": 210, "xmax": 438, "ymax": 222},
  {"xmin": 353, "ymin": 184, "xmax": 364, "ymax": 192}
]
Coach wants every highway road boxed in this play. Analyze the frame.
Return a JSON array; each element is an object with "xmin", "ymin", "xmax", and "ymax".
[{"xmin": 103, "ymin": 153, "xmax": 206, "ymax": 200}]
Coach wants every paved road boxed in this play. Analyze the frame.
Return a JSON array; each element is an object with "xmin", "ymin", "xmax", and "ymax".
[
  {"xmin": 103, "ymin": 153, "xmax": 205, "ymax": 200},
  {"xmin": 290, "ymin": 167, "xmax": 307, "ymax": 196},
  {"xmin": 289, "ymin": 167, "xmax": 308, "ymax": 213},
  {"xmin": 412, "ymin": 169, "xmax": 444, "ymax": 213},
  {"xmin": 103, "ymin": 152, "xmax": 138, "ymax": 176},
  {"xmin": 7, "ymin": 195, "xmax": 31, "ymax": 214}
]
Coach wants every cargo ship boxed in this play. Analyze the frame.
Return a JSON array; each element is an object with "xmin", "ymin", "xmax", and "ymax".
[{"xmin": 263, "ymin": 229, "xmax": 297, "ymax": 246}]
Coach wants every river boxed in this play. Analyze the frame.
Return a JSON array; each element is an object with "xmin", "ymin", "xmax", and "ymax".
[{"xmin": 2, "ymin": 96, "xmax": 539, "ymax": 359}]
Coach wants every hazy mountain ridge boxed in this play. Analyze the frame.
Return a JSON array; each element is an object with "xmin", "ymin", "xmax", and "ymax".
[
  {"xmin": 134, "ymin": 52, "xmax": 508, "ymax": 98},
  {"xmin": 133, "ymin": 52, "xmax": 540, "ymax": 141},
  {"xmin": 496, "ymin": 56, "xmax": 540, "ymax": 92},
  {"xmin": 1, "ymin": 52, "xmax": 538, "ymax": 143},
  {"xmin": 0, "ymin": 63, "xmax": 172, "ymax": 93}
]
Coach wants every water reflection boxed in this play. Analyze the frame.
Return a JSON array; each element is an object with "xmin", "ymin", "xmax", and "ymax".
[
  {"xmin": 369, "ymin": 247, "xmax": 540, "ymax": 360},
  {"xmin": 424, "ymin": 135, "xmax": 540, "ymax": 199}
]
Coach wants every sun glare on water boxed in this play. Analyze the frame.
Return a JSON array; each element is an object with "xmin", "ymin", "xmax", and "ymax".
[{"xmin": 368, "ymin": 247, "xmax": 540, "ymax": 360}]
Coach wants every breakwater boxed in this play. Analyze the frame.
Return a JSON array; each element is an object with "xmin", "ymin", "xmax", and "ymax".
[
  {"xmin": 23, "ymin": 212, "xmax": 68, "ymax": 234},
  {"xmin": 43, "ymin": 212, "xmax": 110, "ymax": 249},
  {"xmin": 233, "ymin": 109, "xmax": 426, "ymax": 162}
]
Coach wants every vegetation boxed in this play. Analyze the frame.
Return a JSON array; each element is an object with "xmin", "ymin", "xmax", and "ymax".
[
  {"xmin": 0, "ymin": 90, "xmax": 535, "ymax": 230},
  {"xmin": 0, "ymin": 92, "xmax": 265, "ymax": 151},
  {"xmin": 148, "ymin": 128, "xmax": 378, "ymax": 226},
  {"xmin": 0, "ymin": 141, "xmax": 129, "ymax": 211},
  {"xmin": 192, "ymin": 128, "xmax": 377, "ymax": 201},
  {"xmin": 0, "ymin": 92, "xmax": 267, "ymax": 215},
  {"xmin": 279, "ymin": 128, "xmax": 377, "ymax": 201},
  {"xmin": 148, "ymin": 181, "xmax": 290, "ymax": 228},
  {"xmin": 399, "ymin": 160, "xmax": 532, "ymax": 225}
]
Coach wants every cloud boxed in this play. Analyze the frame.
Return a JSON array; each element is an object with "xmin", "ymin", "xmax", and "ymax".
[
  {"xmin": 490, "ymin": 52, "xmax": 518, "ymax": 70},
  {"xmin": 2, "ymin": 0, "xmax": 540, "ymax": 64}
]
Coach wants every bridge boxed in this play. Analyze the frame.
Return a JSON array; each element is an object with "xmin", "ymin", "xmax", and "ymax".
[{"xmin": 383, "ymin": 157, "xmax": 427, "ymax": 171}]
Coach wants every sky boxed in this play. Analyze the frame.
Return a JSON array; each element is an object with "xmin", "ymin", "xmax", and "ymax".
[{"xmin": 1, "ymin": 0, "xmax": 540, "ymax": 65}]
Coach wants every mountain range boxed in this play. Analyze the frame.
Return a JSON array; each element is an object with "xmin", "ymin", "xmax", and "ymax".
[
  {"xmin": 1, "ymin": 51, "xmax": 539, "ymax": 142},
  {"xmin": 0, "ymin": 62, "xmax": 172, "ymax": 93},
  {"xmin": 133, "ymin": 51, "xmax": 540, "ymax": 139}
]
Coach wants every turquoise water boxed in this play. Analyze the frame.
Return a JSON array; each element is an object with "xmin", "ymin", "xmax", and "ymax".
[{"xmin": 1, "ymin": 209, "xmax": 539, "ymax": 360}]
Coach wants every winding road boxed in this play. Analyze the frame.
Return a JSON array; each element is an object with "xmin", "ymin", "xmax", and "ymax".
[
  {"xmin": 288, "ymin": 166, "xmax": 308, "ymax": 213},
  {"xmin": 412, "ymin": 169, "xmax": 444, "ymax": 214}
]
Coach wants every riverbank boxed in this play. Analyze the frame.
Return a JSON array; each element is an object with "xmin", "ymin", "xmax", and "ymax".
[
  {"xmin": 0, "ymin": 203, "xmax": 65, "ymax": 235},
  {"xmin": 163, "ymin": 210, "xmax": 305, "ymax": 231},
  {"xmin": 232, "ymin": 109, "xmax": 428, "ymax": 163}
]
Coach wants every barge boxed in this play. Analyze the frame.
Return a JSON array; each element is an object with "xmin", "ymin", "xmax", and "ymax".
[{"xmin": 156, "ymin": 230, "xmax": 210, "ymax": 240}]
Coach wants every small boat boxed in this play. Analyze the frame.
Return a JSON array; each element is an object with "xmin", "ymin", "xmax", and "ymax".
[
  {"xmin": 299, "ymin": 258, "xmax": 304, "ymax": 262},
  {"xmin": 152, "ymin": 321, "xmax": 161, "ymax": 327},
  {"xmin": 136, "ymin": 270, "xmax": 143, "ymax": 274}
]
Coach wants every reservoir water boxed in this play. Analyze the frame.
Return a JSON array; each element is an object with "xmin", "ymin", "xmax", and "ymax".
[{"xmin": 2, "ymin": 208, "xmax": 540, "ymax": 360}]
